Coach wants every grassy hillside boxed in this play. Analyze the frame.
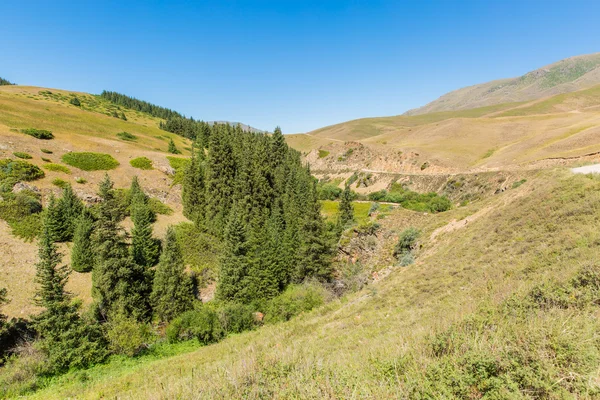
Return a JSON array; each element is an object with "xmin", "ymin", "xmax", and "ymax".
[
  {"xmin": 287, "ymin": 84, "xmax": 600, "ymax": 173},
  {"xmin": 19, "ymin": 168, "xmax": 600, "ymax": 398},
  {"xmin": 406, "ymin": 52, "xmax": 600, "ymax": 115}
]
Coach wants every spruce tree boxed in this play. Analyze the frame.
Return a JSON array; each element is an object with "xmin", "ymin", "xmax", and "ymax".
[
  {"xmin": 71, "ymin": 208, "xmax": 95, "ymax": 273},
  {"xmin": 58, "ymin": 184, "xmax": 84, "ymax": 241},
  {"xmin": 338, "ymin": 185, "xmax": 355, "ymax": 227},
  {"xmin": 151, "ymin": 227, "xmax": 194, "ymax": 322},
  {"xmin": 33, "ymin": 223, "xmax": 106, "ymax": 372},
  {"xmin": 216, "ymin": 207, "xmax": 250, "ymax": 302},
  {"xmin": 45, "ymin": 194, "xmax": 69, "ymax": 242},
  {"xmin": 168, "ymin": 138, "xmax": 180, "ymax": 154},
  {"xmin": 0, "ymin": 287, "xmax": 7, "ymax": 330},
  {"xmin": 130, "ymin": 179, "xmax": 159, "ymax": 267},
  {"xmin": 92, "ymin": 175, "xmax": 152, "ymax": 321},
  {"xmin": 182, "ymin": 149, "xmax": 206, "ymax": 228}
]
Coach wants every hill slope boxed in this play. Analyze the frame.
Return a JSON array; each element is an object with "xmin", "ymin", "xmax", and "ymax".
[
  {"xmin": 405, "ymin": 52, "xmax": 600, "ymax": 115},
  {"xmin": 287, "ymin": 84, "xmax": 600, "ymax": 173}
]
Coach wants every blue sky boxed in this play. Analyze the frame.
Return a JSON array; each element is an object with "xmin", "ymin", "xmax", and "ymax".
[{"xmin": 1, "ymin": 0, "xmax": 599, "ymax": 133}]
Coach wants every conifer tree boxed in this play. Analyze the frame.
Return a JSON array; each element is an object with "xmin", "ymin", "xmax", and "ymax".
[
  {"xmin": 216, "ymin": 207, "xmax": 250, "ymax": 302},
  {"xmin": 71, "ymin": 208, "xmax": 95, "ymax": 273},
  {"xmin": 33, "ymin": 223, "xmax": 106, "ymax": 372},
  {"xmin": 45, "ymin": 194, "xmax": 69, "ymax": 243},
  {"xmin": 151, "ymin": 227, "xmax": 194, "ymax": 322},
  {"xmin": 58, "ymin": 184, "xmax": 84, "ymax": 241},
  {"xmin": 0, "ymin": 288, "xmax": 8, "ymax": 331},
  {"xmin": 168, "ymin": 138, "xmax": 180, "ymax": 154},
  {"xmin": 338, "ymin": 184, "xmax": 355, "ymax": 227},
  {"xmin": 92, "ymin": 175, "xmax": 152, "ymax": 321},
  {"xmin": 182, "ymin": 149, "xmax": 206, "ymax": 228},
  {"xmin": 130, "ymin": 179, "xmax": 159, "ymax": 267}
]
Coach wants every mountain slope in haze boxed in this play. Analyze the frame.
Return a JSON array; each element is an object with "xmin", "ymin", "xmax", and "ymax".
[{"xmin": 405, "ymin": 52, "xmax": 600, "ymax": 115}]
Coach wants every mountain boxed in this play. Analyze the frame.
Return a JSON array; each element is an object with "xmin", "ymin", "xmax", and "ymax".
[{"xmin": 405, "ymin": 52, "xmax": 600, "ymax": 115}]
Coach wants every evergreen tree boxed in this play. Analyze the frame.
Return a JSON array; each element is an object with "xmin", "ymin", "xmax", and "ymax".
[
  {"xmin": 92, "ymin": 175, "xmax": 151, "ymax": 321},
  {"xmin": 58, "ymin": 184, "xmax": 84, "ymax": 241},
  {"xmin": 338, "ymin": 185, "xmax": 355, "ymax": 227},
  {"xmin": 71, "ymin": 208, "xmax": 95, "ymax": 273},
  {"xmin": 33, "ymin": 223, "xmax": 106, "ymax": 372},
  {"xmin": 130, "ymin": 178, "xmax": 159, "ymax": 267},
  {"xmin": 44, "ymin": 194, "xmax": 69, "ymax": 243},
  {"xmin": 216, "ymin": 207, "xmax": 250, "ymax": 302},
  {"xmin": 0, "ymin": 288, "xmax": 7, "ymax": 330},
  {"xmin": 151, "ymin": 227, "xmax": 194, "ymax": 322},
  {"xmin": 168, "ymin": 138, "xmax": 180, "ymax": 154},
  {"xmin": 182, "ymin": 149, "xmax": 206, "ymax": 228}
]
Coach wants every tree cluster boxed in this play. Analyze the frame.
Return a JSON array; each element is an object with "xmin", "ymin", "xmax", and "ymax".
[
  {"xmin": 100, "ymin": 90, "xmax": 183, "ymax": 120},
  {"xmin": 0, "ymin": 77, "xmax": 15, "ymax": 86},
  {"xmin": 182, "ymin": 124, "xmax": 333, "ymax": 303}
]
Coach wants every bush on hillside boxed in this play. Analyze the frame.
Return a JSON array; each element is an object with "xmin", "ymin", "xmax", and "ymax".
[
  {"xmin": 12, "ymin": 152, "xmax": 32, "ymax": 160},
  {"xmin": 40, "ymin": 148, "xmax": 53, "ymax": 154},
  {"xmin": 43, "ymin": 163, "xmax": 71, "ymax": 174},
  {"xmin": 21, "ymin": 128, "xmax": 54, "ymax": 140},
  {"xmin": 393, "ymin": 227, "xmax": 420, "ymax": 259},
  {"xmin": 130, "ymin": 157, "xmax": 153, "ymax": 170},
  {"xmin": 317, "ymin": 183, "xmax": 342, "ymax": 200},
  {"xmin": 116, "ymin": 132, "xmax": 137, "ymax": 142},
  {"xmin": 217, "ymin": 303, "xmax": 257, "ymax": 334},
  {"xmin": 69, "ymin": 97, "xmax": 81, "ymax": 107},
  {"xmin": 51, "ymin": 178, "xmax": 69, "ymax": 188},
  {"xmin": 61, "ymin": 152, "xmax": 119, "ymax": 171},
  {"xmin": 264, "ymin": 282, "xmax": 329, "ymax": 324},
  {"xmin": 106, "ymin": 315, "xmax": 153, "ymax": 357},
  {"xmin": 0, "ymin": 159, "xmax": 45, "ymax": 186},
  {"xmin": 166, "ymin": 308, "xmax": 224, "ymax": 345}
]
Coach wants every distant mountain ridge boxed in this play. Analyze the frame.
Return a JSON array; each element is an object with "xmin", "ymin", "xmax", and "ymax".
[{"xmin": 405, "ymin": 52, "xmax": 600, "ymax": 115}]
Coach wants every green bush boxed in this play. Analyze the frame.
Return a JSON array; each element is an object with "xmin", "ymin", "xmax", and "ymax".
[
  {"xmin": 166, "ymin": 308, "xmax": 224, "ymax": 345},
  {"xmin": 41, "ymin": 157, "xmax": 51, "ymax": 163},
  {"xmin": 394, "ymin": 227, "xmax": 420, "ymax": 259},
  {"xmin": 130, "ymin": 157, "xmax": 153, "ymax": 170},
  {"xmin": 40, "ymin": 148, "xmax": 53, "ymax": 154},
  {"xmin": 317, "ymin": 183, "xmax": 342, "ymax": 200},
  {"xmin": 12, "ymin": 152, "xmax": 32, "ymax": 160},
  {"xmin": 8, "ymin": 214, "xmax": 42, "ymax": 241},
  {"xmin": 116, "ymin": 132, "xmax": 137, "ymax": 141},
  {"xmin": 61, "ymin": 152, "xmax": 119, "ymax": 171},
  {"xmin": 0, "ymin": 159, "xmax": 44, "ymax": 183},
  {"xmin": 69, "ymin": 97, "xmax": 81, "ymax": 107},
  {"xmin": 0, "ymin": 192, "xmax": 43, "ymax": 241},
  {"xmin": 43, "ymin": 163, "xmax": 71, "ymax": 174},
  {"xmin": 512, "ymin": 179, "xmax": 527, "ymax": 189},
  {"xmin": 21, "ymin": 128, "xmax": 54, "ymax": 140},
  {"xmin": 217, "ymin": 303, "xmax": 257, "ymax": 334},
  {"xmin": 75, "ymin": 177, "xmax": 87, "ymax": 184},
  {"xmin": 148, "ymin": 198, "xmax": 173, "ymax": 215},
  {"xmin": 51, "ymin": 178, "xmax": 69, "ymax": 188},
  {"xmin": 167, "ymin": 156, "xmax": 190, "ymax": 184},
  {"xmin": 264, "ymin": 282, "xmax": 328, "ymax": 324},
  {"xmin": 106, "ymin": 315, "xmax": 153, "ymax": 357},
  {"xmin": 318, "ymin": 149, "xmax": 330, "ymax": 158},
  {"xmin": 368, "ymin": 202, "xmax": 380, "ymax": 216}
]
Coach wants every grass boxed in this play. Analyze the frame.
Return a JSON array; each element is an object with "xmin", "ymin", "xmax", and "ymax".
[
  {"xmin": 51, "ymin": 178, "xmax": 69, "ymax": 188},
  {"xmin": 321, "ymin": 200, "xmax": 373, "ymax": 224},
  {"xmin": 129, "ymin": 157, "xmax": 153, "ymax": 170},
  {"xmin": 13, "ymin": 152, "xmax": 32, "ymax": 159},
  {"xmin": 43, "ymin": 163, "xmax": 71, "ymax": 174},
  {"xmin": 75, "ymin": 177, "xmax": 87, "ymax": 184},
  {"xmin": 61, "ymin": 152, "xmax": 119, "ymax": 171}
]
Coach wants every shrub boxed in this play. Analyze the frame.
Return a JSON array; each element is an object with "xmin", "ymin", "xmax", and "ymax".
[
  {"xmin": 0, "ymin": 159, "xmax": 44, "ymax": 182},
  {"xmin": 394, "ymin": 227, "xmax": 420, "ymax": 259},
  {"xmin": 512, "ymin": 179, "xmax": 527, "ymax": 189},
  {"xmin": 0, "ymin": 192, "xmax": 43, "ymax": 241},
  {"xmin": 368, "ymin": 190, "xmax": 388, "ymax": 201},
  {"xmin": 40, "ymin": 148, "xmax": 53, "ymax": 154},
  {"xmin": 318, "ymin": 149, "xmax": 330, "ymax": 158},
  {"xmin": 75, "ymin": 177, "xmax": 87, "ymax": 184},
  {"xmin": 368, "ymin": 202, "xmax": 380, "ymax": 216},
  {"xmin": 166, "ymin": 309, "xmax": 224, "ymax": 345},
  {"xmin": 21, "ymin": 128, "xmax": 54, "ymax": 140},
  {"xmin": 264, "ymin": 282, "xmax": 328, "ymax": 324},
  {"xmin": 317, "ymin": 183, "xmax": 342, "ymax": 200},
  {"xmin": 51, "ymin": 178, "xmax": 69, "ymax": 188},
  {"xmin": 69, "ymin": 97, "xmax": 81, "ymax": 107},
  {"xmin": 61, "ymin": 152, "xmax": 119, "ymax": 171},
  {"xmin": 12, "ymin": 152, "xmax": 32, "ymax": 160},
  {"xmin": 41, "ymin": 157, "xmax": 51, "ymax": 163},
  {"xmin": 217, "ymin": 303, "xmax": 257, "ymax": 334},
  {"xmin": 43, "ymin": 163, "xmax": 71, "ymax": 174},
  {"xmin": 130, "ymin": 157, "xmax": 153, "ymax": 170},
  {"xmin": 106, "ymin": 315, "xmax": 153, "ymax": 357},
  {"xmin": 148, "ymin": 198, "xmax": 173, "ymax": 215},
  {"xmin": 420, "ymin": 161, "xmax": 430, "ymax": 170},
  {"xmin": 116, "ymin": 132, "xmax": 137, "ymax": 142}
]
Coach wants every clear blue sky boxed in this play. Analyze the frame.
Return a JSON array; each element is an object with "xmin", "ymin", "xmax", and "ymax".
[{"xmin": 1, "ymin": 0, "xmax": 599, "ymax": 133}]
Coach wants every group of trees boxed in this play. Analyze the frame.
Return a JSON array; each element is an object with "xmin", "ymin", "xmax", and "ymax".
[
  {"xmin": 182, "ymin": 124, "xmax": 334, "ymax": 304},
  {"xmin": 100, "ymin": 91, "xmax": 183, "ymax": 120},
  {"xmin": 0, "ymin": 77, "xmax": 15, "ymax": 86},
  {"xmin": 24, "ymin": 176, "xmax": 195, "ymax": 371}
]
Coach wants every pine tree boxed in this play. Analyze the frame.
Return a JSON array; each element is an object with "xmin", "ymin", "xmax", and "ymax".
[
  {"xmin": 0, "ymin": 287, "xmax": 8, "ymax": 330},
  {"xmin": 151, "ymin": 227, "xmax": 194, "ymax": 322},
  {"xmin": 338, "ymin": 185, "xmax": 355, "ymax": 227},
  {"xmin": 58, "ymin": 184, "xmax": 84, "ymax": 241},
  {"xmin": 130, "ymin": 179, "xmax": 159, "ymax": 267},
  {"xmin": 182, "ymin": 149, "xmax": 206, "ymax": 228},
  {"xmin": 33, "ymin": 223, "xmax": 106, "ymax": 372},
  {"xmin": 71, "ymin": 208, "xmax": 95, "ymax": 273},
  {"xmin": 92, "ymin": 175, "xmax": 152, "ymax": 321},
  {"xmin": 270, "ymin": 126, "xmax": 287, "ymax": 168},
  {"xmin": 45, "ymin": 194, "xmax": 69, "ymax": 243},
  {"xmin": 168, "ymin": 138, "xmax": 180, "ymax": 154},
  {"xmin": 216, "ymin": 207, "xmax": 250, "ymax": 302}
]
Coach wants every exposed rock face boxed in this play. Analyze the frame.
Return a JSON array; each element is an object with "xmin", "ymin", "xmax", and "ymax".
[{"xmin": 12, "ymin": 182, "xmax": 40, "ymax": 194}]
